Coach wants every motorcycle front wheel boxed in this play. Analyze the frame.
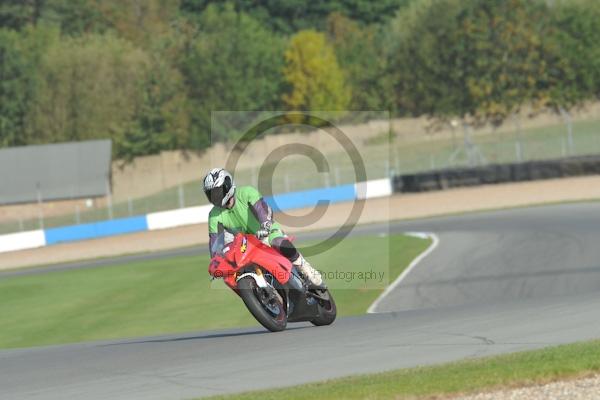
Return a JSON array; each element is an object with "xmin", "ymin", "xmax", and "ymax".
[{"xmin": 237, "ymin": 276, "xmax": 287, "ymax": 332}]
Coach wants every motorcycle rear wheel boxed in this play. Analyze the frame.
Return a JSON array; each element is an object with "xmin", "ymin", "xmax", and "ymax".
[
  {"xmin": 238, "ymin": 276, "xmax": 287, "ymax": 332},
  {"xmin": 310, "ymin": 288, "xmax": 337, "ymax": 326}
]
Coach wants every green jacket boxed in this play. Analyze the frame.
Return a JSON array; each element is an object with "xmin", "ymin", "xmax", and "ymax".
[{"xmin": 208, "ymin": 186, "xmax": 283, "ymax": 241}]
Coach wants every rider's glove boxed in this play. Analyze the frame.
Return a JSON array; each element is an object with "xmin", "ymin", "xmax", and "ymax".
[{"xmin": 256, "ymin": 221, "xmax": 272, "ymax": 240}]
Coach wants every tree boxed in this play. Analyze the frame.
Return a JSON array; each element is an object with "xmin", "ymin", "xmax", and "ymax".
[
  {"xmin": 390, "ymin": 0, "xmax": 552, "ymax": 125},
  {"xmin": 0, "ymin": 0, "xmax": 45, "ymax": 30},
  {"xmin": 180, "ymin": 0, "xmax": 410, "ymax": 33},
  {"xmin": 0, "ymin": 29, "xmax": 28, "ymax": 146},
  {"xmin": 181, "ymin": 4, "xmax": 285, "ymax": 147},
  {"xmin": 0, "ymin": 0, "xmax": 110, "ymax": 35},
  {"xmin": 282, "ymin": 30, "xmax": 350, "ymax": 120},
  {"xmin": 327, "ymin": 13, "xmax": 392, "ymax": 111},
  {"xmin": 25, "ymin": 34, "xmax": 149, "ymax": 148},
  {"xmin": 116, "ymin": 55, "xmax": 190, "ymax": 160},
  {"xmin": 543, "ymin": 0, "xmax": 600, "ymax": 111},
  {"xmin": 457, "ymin": 0, "xmax": 551, "ymax": 124},
  {"xmin": 40, "ymin": 0, "xmax": 110, "ymax": 36},
  {"xmin": 389, "ymin": 0, "xmax": 467, "ymax": 119},
  {"xmin": 0, "ymin": 26, "xmax": 55, "ymax": 147},
  {"xmin": 91, "ymin": 0, "xmax": 181, "ymax": 48}
]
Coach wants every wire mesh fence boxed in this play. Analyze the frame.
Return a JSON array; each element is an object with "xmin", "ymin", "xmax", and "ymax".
[{"xmin": 1, "ymin": 116, "xmax": 599, "ymax": 235}]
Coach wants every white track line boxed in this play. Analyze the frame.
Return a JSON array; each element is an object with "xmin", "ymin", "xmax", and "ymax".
[{"xmin": 367, "ymin": 232, "xmax": 440, "ymax": 314}]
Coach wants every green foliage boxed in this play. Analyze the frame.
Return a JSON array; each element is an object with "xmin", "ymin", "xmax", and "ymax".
[
  {"xmin": 40, "ymin": 0, "xmax": 110, "ymax": 36},
  {"xmin": 389, "ymin": 0, "xmax": 466, "ymax": 118},
  {"xmin": 327, "ymin": 13, "xmax": 392, "ymax": 111},
  {"xmin": 544, "ymin": 0, "xmax": 600, "ymax": 110},
  {"xmin": 0, "ymin": 0, "xmax": 44, "ymax": 30},
  {"xmin": 181, "ymin": 4, "xmax": 285, "ymax": 146},
  {"xmin": 26, "ymin": 33, "xmax": 149, "ymax": 146},
  {"xmin": 0, "ymin": 29, "xmax": 30, "ymax": 146},
  {"xmin": 2, "ymin": 0, "xmax": 600, "ymax": 160},
  {"xmin": 181, "ymin": 0, "xmax": 409, "ymax": 33},
  {"xmin": 91, "ymin": 0, "xmax": 181, "ymax": 47},
  {"xmin": 282, "ymin": 30, "xmax": 351, "ymax": 121},
  {"xmin": 389, "ymin": 0, "xmax": 600, "ymax": 125},
  {"xmin": 0, "ymin": 0, "xmax": 108, "ymax": 33},
  {"xmin": 391, "ymin": 0, "xmax": 552, "ymax": 125},
  {"xmin": 0, "ymin": 25, "xmax": 55, "ymax": 146},
  {"xmin": 116, "ymin": 55, "xmax": 190, "ymax": 160},
  {"xmin": 24, "ymin": 31, "xmax": 189, "ymax": 160},
  {"xmin": 458, "ymin": 0, "xmax": 551, "ymax": 124}
]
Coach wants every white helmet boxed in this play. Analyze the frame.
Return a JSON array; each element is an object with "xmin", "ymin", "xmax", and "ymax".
[{"xmin": 203, "ymin": 168, "xmax": 236, "ymax": 207}]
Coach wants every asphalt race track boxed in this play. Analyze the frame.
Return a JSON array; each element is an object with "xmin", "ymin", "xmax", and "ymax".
[{"xmin": 2, "ymin": 203, "xmax": 600, "ymax": 400}]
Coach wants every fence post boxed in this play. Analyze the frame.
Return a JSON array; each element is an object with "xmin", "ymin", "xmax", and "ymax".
[
  {"xmin": 515, "ymin": 141, "xmax": 523, "ymax": 162},
  {"xmin": 559, "ymin": 107, "xmax": 574, "ymax": 155},
  {"xmin": 36, "ymin": 183, "xmax": 44, "ymax": 230},
  {"xmin": 512, "ymin": 113, "xmax": 523, "ymax": 162},
  {"xmin": 177, "ymin": 160, "xmax": 185, "ymax": 209},
  {"xmin": 178, "ymin": 182, "xmax": 185, "ymax": 209},
  {"xmin": 105, "ymin": 176, "xmax": 113, "ymax": 220},
  {"xmin": 462, "ymin": 122, "xmax": 487, "ymax": 167},
  {"xmin": 450, "ymin": 119, "xmax": 460, "ymax": 152},
  {"xmin": 128, "ymin": 197, "xmax": 133, "ymax": 216},
  {"xmin": 75, "ymin": 204, "xmax": 81, "ymax": 225}
]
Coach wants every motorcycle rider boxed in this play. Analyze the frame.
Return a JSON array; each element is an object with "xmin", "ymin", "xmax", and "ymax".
[{"xmin": 204, "ymin": 168, "xmax": 324, "ymax": 287}]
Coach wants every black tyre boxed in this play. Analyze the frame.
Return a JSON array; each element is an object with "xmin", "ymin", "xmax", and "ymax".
[
  {"xmin": 310, "ymin": 289, "xmax": 337, "ymax": 326},
  {"xmin": 237, "ymin": 276, "xmax": 287, "ymax": 332}
]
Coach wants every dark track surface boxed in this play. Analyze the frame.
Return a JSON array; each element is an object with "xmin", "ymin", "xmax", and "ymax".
[{"xmin": 3, "ymin": 203, "xmax": 600, "ymax": 400}]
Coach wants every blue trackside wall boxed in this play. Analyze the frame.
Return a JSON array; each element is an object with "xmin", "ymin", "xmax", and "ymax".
[
  {"xmin": 265, "ymin": 184, "xmax": 356, "ymax": 212},
  {"xmin": 1, "ymin": 179, "xmax": 392, "ymax": 252},
  {"xmin": 44, "ymin": 216, "xmax": 148, "ymax": 245}
]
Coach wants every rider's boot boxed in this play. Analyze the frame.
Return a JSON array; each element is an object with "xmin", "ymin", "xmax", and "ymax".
[{"xmin": 293, "ymin": 254, "xmax": 325, "ymax": 288}]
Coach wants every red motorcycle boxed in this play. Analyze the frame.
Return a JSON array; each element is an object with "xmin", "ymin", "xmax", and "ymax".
[{"xmin": 208, "ymin": 229, "xmax": 336, "ymax": 332}]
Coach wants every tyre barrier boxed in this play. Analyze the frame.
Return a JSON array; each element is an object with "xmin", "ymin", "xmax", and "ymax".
[{"xmin": 393, "ymin": 155, "xmax": 600, "ymax": 193}]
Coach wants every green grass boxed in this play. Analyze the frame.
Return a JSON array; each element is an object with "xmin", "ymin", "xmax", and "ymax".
[
  {"xmin": 206, "ymin": 339, "xmax": 600, "ymax": 400},
  {"xmin": 0, "ymin": 233, "xmax": 430, "ymax": 349}
]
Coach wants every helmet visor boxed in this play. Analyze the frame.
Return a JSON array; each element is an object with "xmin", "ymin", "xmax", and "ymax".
[{"xmin": 205, "ymin": 186, "xmax": 226, "ymax": 207}]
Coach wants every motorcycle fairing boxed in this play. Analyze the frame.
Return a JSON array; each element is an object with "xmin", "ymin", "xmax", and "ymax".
[{"xmin": 232, "ymin": 234, "xmax": 293, "ymax": 284}]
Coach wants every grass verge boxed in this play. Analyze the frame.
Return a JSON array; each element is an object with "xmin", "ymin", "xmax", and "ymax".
[
  {"xmin": 0, "ymin": 233, "xmax": 429, "ymax": 349},
  {"xmin": 205, "ymin": 339, "xmax": 600, "ymax": 400}
]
